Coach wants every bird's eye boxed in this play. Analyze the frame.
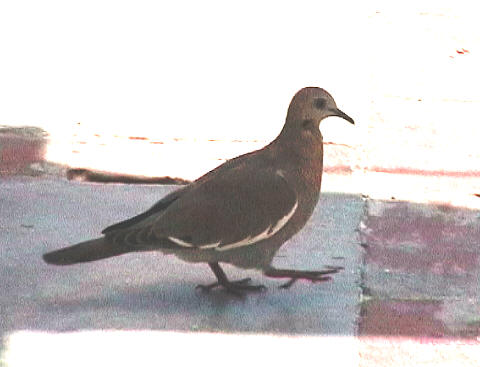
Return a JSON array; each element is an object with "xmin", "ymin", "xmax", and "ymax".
[{"xmin": 314, "ymin": 98, "xmax": 326, "ymax": 109}]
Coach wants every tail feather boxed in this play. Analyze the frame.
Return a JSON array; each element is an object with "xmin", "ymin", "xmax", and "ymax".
[{"xmin": 43, "ymin": 237, "xmax": 129, "ymax": 265}]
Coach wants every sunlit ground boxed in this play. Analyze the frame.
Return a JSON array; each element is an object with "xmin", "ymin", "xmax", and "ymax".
[
  {"xmin": 3, "ymin": 331, "xmax": 480, "ymax": 367},
  {"xmin": 43, "ymin": 116, "xmax": 480, "ymax": 209},
  {"xmin": 3, "ymin": 331, "xmax": 357, "ymax": 366}
]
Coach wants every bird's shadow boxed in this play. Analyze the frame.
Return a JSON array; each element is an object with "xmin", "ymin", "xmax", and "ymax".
[{"xmin": 35, "ymin": 278, "xmax": 343, "ymax": 335}]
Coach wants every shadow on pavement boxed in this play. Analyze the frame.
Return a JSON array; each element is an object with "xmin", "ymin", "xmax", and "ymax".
[{"xmin": 0, "ymin": 177, "xmax": 363, "ymax": 349}]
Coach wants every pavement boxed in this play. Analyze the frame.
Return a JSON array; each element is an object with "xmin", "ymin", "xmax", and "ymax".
[{"xmin": 1, "ymin": 128, "xmax": 480, "ymax": 366}]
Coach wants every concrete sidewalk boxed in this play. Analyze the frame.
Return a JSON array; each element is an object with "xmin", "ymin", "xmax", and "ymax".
[
  {"xmin": 2, "ymin": 176, "xmax": 480, "ymax": 366},
  {"xmin": 0, "ymin": 176, "xmax": 363, "ymax": 335}
]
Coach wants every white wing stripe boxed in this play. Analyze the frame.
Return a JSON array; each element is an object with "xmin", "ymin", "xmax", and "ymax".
[
  {"xmin": 168, "ymin": 236, "xmax": 221, "ymax": 249},
  {"xmin": 168, "ymin": 200, "xmax": 298, "ymax": 251},
  {"xmin": 216, "ymin": 200, "xmax": 298, "ymax": 251},
  {"xmin": 198, "ymin": 242, "xmax": 221, "ymax": 249},
  {"xmin": 168, "ymin": 236, "xmax": 194, "ymax": 247},
  {"xmin": 216, "ymin": 227, "xmax": 271, "ymax": 252}
]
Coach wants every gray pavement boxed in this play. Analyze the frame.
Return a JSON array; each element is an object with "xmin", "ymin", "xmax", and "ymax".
[{"xmin": 0, "ymin": 177, "xmax": 364, "ymax": 343}]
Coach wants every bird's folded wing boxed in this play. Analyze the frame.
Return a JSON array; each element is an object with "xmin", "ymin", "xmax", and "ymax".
[{"xmin": 151, "ymin": 167, "xmax": 298, "ymax": 251}]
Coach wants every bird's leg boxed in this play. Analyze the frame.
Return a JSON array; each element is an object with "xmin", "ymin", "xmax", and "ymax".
[
  {"xmin": 196, "ymin": 262, "xmax": 266, "ymax": 296},
  {"xmin": 264, "ymin": 266, "xmax": 343, "ymax": 289}
]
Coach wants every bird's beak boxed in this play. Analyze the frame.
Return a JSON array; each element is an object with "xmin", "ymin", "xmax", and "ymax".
[{"xmin": 330, "ymin": 108, "xmax": 355, "ymax": 125}]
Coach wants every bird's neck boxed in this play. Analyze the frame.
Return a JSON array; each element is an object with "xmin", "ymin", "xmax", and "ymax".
[
  {"xmin": 270, "ymin": 120, "xmax": 324, "ymax": 194},
  {"xmin": 275, "ymin": 115, "xmax": 323, "ymax": 156}
]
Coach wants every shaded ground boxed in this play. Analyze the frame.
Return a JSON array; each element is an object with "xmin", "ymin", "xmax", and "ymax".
[{"xmin": 0, "ymin": 177, "xmax": 364, "ymax": 343}]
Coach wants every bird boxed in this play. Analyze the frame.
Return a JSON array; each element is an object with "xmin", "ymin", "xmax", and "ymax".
[{"xmin": 43, "ymin": 87, "xmax": 354, "ymax": 295}]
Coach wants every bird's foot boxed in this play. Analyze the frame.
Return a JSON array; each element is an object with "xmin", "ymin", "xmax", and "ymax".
[
  {"xmin": 264, "ymin": 266, "xmax": 344, "ymax": 289},
  {"xmin": 196, "ymin": 277, "xmax": 266, "ymax": 296},
  {"xmin": 201, "ymin": 262, "xmax": 267, "ymax": 296},
  {"xmin": 196, "ymin": 277, "xmax": 251, "ymax": 291}
]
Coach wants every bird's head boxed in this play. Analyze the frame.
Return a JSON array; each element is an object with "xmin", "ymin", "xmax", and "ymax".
[{"xmin": 284, "ymin": 87, "xmax": 354, "ymax": 133}]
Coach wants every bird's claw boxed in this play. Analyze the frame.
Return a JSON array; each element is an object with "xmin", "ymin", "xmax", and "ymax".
[
  {"xmin": 279, "ymin": 274, "xmax": 333, "ymax": 289},
  {"xmin": 275, "ymin": 267, "xmax": 342, "ymax": 289},
  {"xmin": 196, "ymin": 277, "xmax": 266, "ymax": 296}
]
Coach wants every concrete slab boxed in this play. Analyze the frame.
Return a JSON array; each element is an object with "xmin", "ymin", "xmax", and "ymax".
[{"xmin": 0, "ymin": 177, "xmax": 364, "ymax": 346}]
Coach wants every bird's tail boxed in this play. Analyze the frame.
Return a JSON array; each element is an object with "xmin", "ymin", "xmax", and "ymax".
[{"xmin": 43, "ymin": 237, "xmax": 128, "ymax": 265}]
